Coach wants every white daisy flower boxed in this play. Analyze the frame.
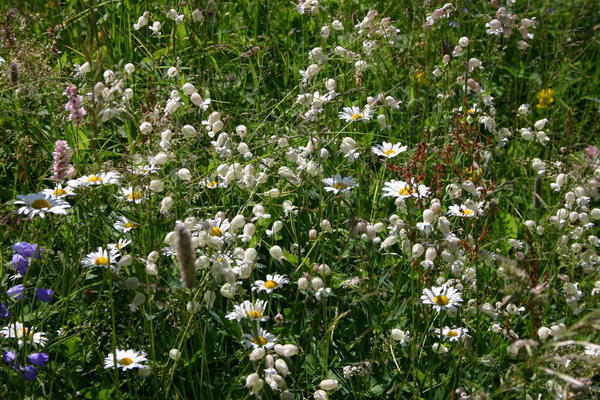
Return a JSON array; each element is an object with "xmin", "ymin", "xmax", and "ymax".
[
  {"xmin": 371, "ymin": 142, "xmax": 408, "ymax": 158},
  {"xmin": 252, "ymin": 274, "xmax": 289, "ymax": 294},
  {"xmin": 42, "ymin": 184, "xmax": 75, "ymax": 198},
  {"xmin": 435, "ymin": 326, "xmax": 469, "ymax": 342},
  {"xmin": 201, "ymin": 178, "xmax": 221, "ymax": 189},
  {"xmin": 15, "ymin": 192, "xmax": 71, "ymax": 219},
  {"xmin": 121, "ymin": 187, "xmax": 146, "ymax": 203},
  {"xmin": 339, "ymin": 106, "xmax": 374, "ymax": 122},
  {"xmin": 104, "ymin": 349, "xmax": 147, "ymax": 371},
  {"xmin": 129, "ymin": 164, "xmax": 159, "ymax": 176},
  {"xmin": 114, "ymin": 216, "xmax": 137, "ymax": 233},
  {"xmin": 225, "ymin": 300, "xmax": 269, "ymax": 322},
  {"xmin": 322, "ymin": 175, "xmax": 358, "ymax": 194},
  {"xmin": 447, "ymin": 202, "xmax": 483, "ymax": 218},
  {"xmin": 241, "ymin": 328, "xmax": 277, "ymax": 349},
  {"xmin": 69, "ymin": 171, "xmax": 120, "ymax": 187},
  {"xmin": 0, "ymin": 322, "xmax": 47, "ymax": 347},
  {"xmin": 108, "ymin": 239, "xmax": 131, "ymax": 252},
  {"xmin": 382, "ymin": 180, "xmax": 430, "ymax": 199},
  {"xmin": 81, "ymin": 247, "xmax": 120, "ymax": 269},
  {"xmin": 421, "ymin": 284, "xmax": 463, "ymax": 312}
]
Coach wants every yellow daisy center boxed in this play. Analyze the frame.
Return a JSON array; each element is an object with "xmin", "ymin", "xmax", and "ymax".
[
  {"xmin": 333, "ymin": 182, "xmax": 347, "ymax": 190},
  {"xmin": 446, "ymin": 330, "xmax": 459, "ymax": 337},
  {"xmin": 252, "ymin": 336, "xmax": 268, "ymax": 346},
  {"xmin": 119, "ymin": 357, "xmax": 134, "ymax": 366},
  {"xmin": 124, "ymin": 221, "xmax": 135, "ymax": 229},
  {"xmin": 127, "ymin": 191, "xmax": 143, "ymax": 201},
  {"xmin": 18, "ymin": 328, "xmax": 34, "ymax": 341},
  {"xmin": 383, "ymin": 149, "xmax": 396, "ymax": 156},
  {"xmin": 95, "ymin": 256, "xmax": 109, "ymax": 266},
  {"xmin": 398, "ymin": 187, "xmax": 414, "ymax": 196},
  {"xmin": 87, "ymin": 175, "xmax": 103, "ymax": 183},
  {"xmin": 263, "ymin": 280, "xmax": 278, "ymax": 290},
  {"xmin": 208, "ymin": 180, "xmax": 218, "ymax": 188},
  {"xmin": 350, "ymin": 113, "xmax": 363, "ymax": 120},
  {"xmin": 433, "ymin": 295, "xmax": 449, "ymax": 306},
  {"xmin": 247, "ymin": 310, "xmax": 263, "ymax": 319},
  {"xmin": 53, "ymin": 188, "xmax": 67, "ymax": 196},
  {"xmin": 461, "ymin": 208, "xmax": 474, "ymax": 216},
  {"xmin": 31, "ymin": 199, "xmax": 51, "ymax": 209},
  {"xmin": 210, "ymin": 226, "xmax": 223, "ymax": 237}
]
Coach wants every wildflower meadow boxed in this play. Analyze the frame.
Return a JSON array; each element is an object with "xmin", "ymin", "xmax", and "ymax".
[{"xmin": 0, "ymin": 0, "xmax": 599, "ymax": 398}]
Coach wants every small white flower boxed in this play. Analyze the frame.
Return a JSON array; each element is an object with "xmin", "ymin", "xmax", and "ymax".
[
  {"xmin": 104, "ymin": 349, "xmax": 147, "ymax": 370},
  {"xmin": 225, "ymin": 300, "xmax": 269, "ymax": 322},
  {"xmin": 339, "ymin": 106, "xmax": 374, "ymax": 122},
  {"xmin": 241, "ymin": 328, "xmax": 277, "ymax": 349},
  {"xmin": 0, "ymin": 322, "xmax": 47, "ymax": 347},
  {"xmin": 435, "ymin": 326, "xmax": 469, "ymax": 342},
  {"xmin": 252, "ymin": 274, "xmax": 289, "ymax": 293},
  {"xmin": 382, "ymin": 180, "xmax": 430, "ymax": 199},
  {"xmin": 322, "ymin": 174, "xmax": 358, "ymax": 194},
  {"xmin": 371, "ymin": 142, "xmax": 408, "ymax": 158},
  {"xmin": 15, "ymin": 192, "xmax": 71, "ymax": 219},
  {"xmin": 421, "ymin": 284, "xmax": 463, "ymax": 312}
]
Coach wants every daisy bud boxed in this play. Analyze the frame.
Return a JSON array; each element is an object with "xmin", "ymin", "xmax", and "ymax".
[
  {"xmin": 275, "ymin": 359, "xmax": 289, "ymax": 376},
  {"xmin": 139, "ymin": 121, "xmax": 153, "ymax": 134},
  {"xmin": 314, "ymin": 390, "xmax": 329, "ymax": 400},
  {"xmin": 160, "ymin": 196, "xmax": 174, "ymax": 214},
  {"xmin": 169, "ymin": 349, "xmax": 181, "ymax": 361},
  {"xmin": 177, "ymin": 168, "xmax": 192, "ymax": 181},
  {"xmin": 319, "ymin": 379, "xmax": 340, "ymax": 391},
  {"xmin": 249, "ymin": 347, "xmax": 265, "ymax": 361},
  {"xmin": 309, "ymin": 229, "xmax": 318, "ymax": 240},
  {"xmin": 182, "ymin": 125, "xmax": 197, "ymax": 138}
]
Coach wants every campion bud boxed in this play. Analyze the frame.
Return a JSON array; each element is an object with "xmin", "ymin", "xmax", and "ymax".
[
  {"xmin": 175, "ymin": 223, "xmax": 197, "ymax": 289},
  {"xmin": 139, "ymin": 121, "xmax": 153, "ymax": 134},
  {"xmin": 458, "ymin": 36, "xmax": 469, "ymax": 47},
  {"xmin": 149, "ymin": 179, "xmax": 164, "ymax": 193},
  {"xmin": 298, "ymin": 277, "xmax": 310, "ymax": 291},
  {"xmin": 235, "ymin": 125, "xmax": 247, "ymax": 138},
  {"xmin": 274, "ymin": 344, "xmax": 299, "ymax": 357},
  {"xmin": 524, "ymin": 220, "xmax": 536, "ymax": 230},
  {"xmin": 381, "ymin": 235, "xmax": 397, "ymax": 249},
  {"xmin": 164, "ymin": 231, "xmax": 176, "ymax": 246},
  {"xmin": 446, "ymin": 183, "xmax": 462, "ymax": 199},
  {"xmin": 311, "ymin": 277, "xmax": 324, "ymax": 291},
  {"xmin": 425, "ymin": 247, "xmax": 437, "ymax": 262},
  {"xmin": 249, "ymin": 347, "xmax": 265, "ymax": 361},
  {"xmin": 79, "ymin": 61, "xmax": 91, "ymax": 75},
  {"xmin": 325, "ymin": 79, "xmax": 337, "ymax": 92},
  {"xmin": 229, "ymin": 215, "xmax": 245, "ymax": 232},
  {"xmin": 270, "ymin": 221, "xmax": 283, "ymax": 235},
  {"xmin": 169, "ymin": 349, "xmax": 181, "ymax": 360},
  {"xmin": 377, "ymin": 114, "xmax": 388, "ymax": 128},
  {"xmin": 468, "ymin": 58, "xmax": 482, "ymax": 71},
  {"xmin": 182, "ymin": 82, "xmax": 197, "ymax": 95},
  {"xmin": 124, "ymin": 63, "xmax": 135, "ymax": 74},
  {"xmin": 319, "ymin": 379, "xmax": 340, "ymax": 391},
  {"xmin": 269, "ymin": 245, "xmax": 284, "ymax": 261},
  {"xmin": 332, "ymin": 20, "xmax": 344, "ymax": 30},
  {"xmin": 243, "ymin": 223, "xmax": 256, "ymax": 239},
  {"xmin": 432, "ymin": 343, "xmax": 448, "ymax": 354},
  {"xmin": 124, "ymin": 277, "xmax": 140, "ymax": 290},
  {"xmin": 177, "ymin": 168, "xmax": 192, "ymax": 181},
  {"xmin": 309, "ymin": 229, "xmax": 318, "ymax": 240},
  {"xmin": 537, "ymin": 327, "xmax": 552, "ymax": 340},
  {"xmin": 160, "ymin": 196, "xmax": 174, "ymax": 214},
  {"xmin": 182, "ymin": 125, "xmax": 197, "ymax": 138},
  {"xmin": 275, "ymin": 359, "xmax": 289, "ymax": 376},
  {"xmin": 355, "ymin": 60, "xmax": 368, "ymax": 72},
  {"xmin": 591, "ymin": 208, "xmax": 600, "ymax": 220},
  {"xmin": 167, "ymin": 67, "xmax": 178, "ymax": 77},
  {"xmin": 118, "ymin": 255, "xmax": 133, "ymax": 268},
  {"xmin": 320, "ymin": 219, "xmax": 332, "ymax": 232},
  {"xmin": 187, "ymin": 301, "xmax": 201, "ymax": 313},
  {"xmin": 152, "ymin": 152, "xmax": 169, "ymax": 165},
  {"xmin": 391, "ymin": 329, "xmax": 409, "ymax": 343},
  {"xmin": 246, "ymin": 373, "xmax": 264, "ymax": 395},
  {"xmin": 517, "ymin": 104, "xmax": 530, "ymax": 115},
  {"xmin": 244, "ymin": 248, "xmax": 257, "ymax": 262},
  {"xmin": 467, "ymin": 78, "xmax": 481, "ymax": 94},
  {"xmin": 196, "ymin": 255, "xmax": 210, "ymax": 269},
  {"xmin": 320, "ymin": 25, "xmax": 330, "ymax": 39},
  {"xmin": 412, "ymin": 243, "xmax": 424, "ymax": 258},
  {"xmin": 146, "ymin": 263, "xmax": 158, "ymax": 275},
  {"xmin": 534, "ymin": 118, "xmax": 549, "ymax": 131},
  {"xmin": 220, "ymin": 282, "xmax": 236, "ymax": 298},
  {"xmin": 314, "ymin": 390, "xmax": 329, "ymax": 400},
  {"xmin": 319, "ymin": 148, "xmax": 330, "ymax": 160}
]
